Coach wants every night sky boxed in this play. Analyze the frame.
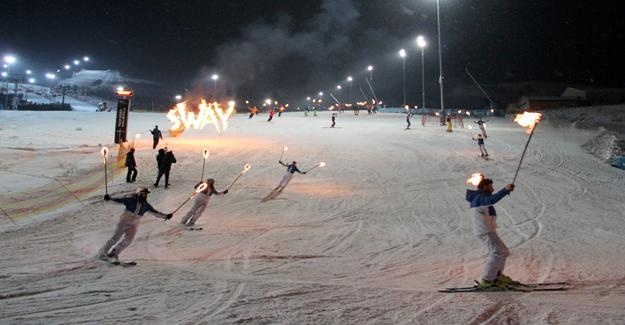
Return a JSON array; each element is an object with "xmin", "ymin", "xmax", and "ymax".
[{"xmin": 2, "ymin": 0, "xmax": 624, "ymax": 107}]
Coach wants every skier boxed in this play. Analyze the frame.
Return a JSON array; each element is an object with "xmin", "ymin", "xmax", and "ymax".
[
  {"xmin": 278, "ymin": 106, "xmax": 285, "ymax": 117},
  {"xmin": 267, "ymin": 108, "xmax": 275, "ymax": 122},
  {"xmin": 472, "ymin": 133, "xmax": 489, "ymax": 157},
  {"xmin": 98, "ymin": 187, "xmax": 172, "ymax": 263},
  {"xmin": 475, "ymin": 119, "xmax": 488, "ymax": 139},
  {"xmin": 125, "ymin": 148, "xmax": 137, "ymax": 183},
  {"xmin": 406, "ymin": 111, "xmax": 412, "ymax": 129},
  {"xmin": 180, "ymin": 179, "xmax": 228, "ymax": 227},
  {"xmin": 274, "ymin": 160, "xmax": 306, "ymax": 192},
  {"xmin": 150, "ymin": 125, "xmax": 163, "ymax": 149},
  {"xmin": 446, "ymin": 115, "xmax": 453, "ymax": 132},
  {"xmin": 154, "ymin": 148, "xmax": 176, "ymax": 188},
  {"xmin": 465, "ymin": 177, "xmax": 516, "ymax": 289},
  {"xmin": 331, "ymin": 113, "xmax": 337, "ymax": 128}
]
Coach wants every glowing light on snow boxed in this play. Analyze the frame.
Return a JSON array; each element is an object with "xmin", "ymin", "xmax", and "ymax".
[
  {"xmin": 195, "ymin": 182, "xmax": 208, "ymax": 193},
  {"xmin": 202, "ymin": 149, "xmax": 210, "ymax": 159},
  {"xmin": 167, "ymin": 99, "xmax": 235, "ymax": 136},
  {"xmin": 514, "ymin": 112, "xmax": 542, "ymax": 132},
  {"xmin": 242, "ymin": 163, "xmax": 252, "ymax": 174},
  {"xmin": 100, "ymin": 147, "xmax": 108, "ymax": 163},
  {"xmin": 466, "ymin": 173, "xmax": 483, "ymax": 186},
  {"xmin": 319, "ymin": 162, "xmax": 326, "ymax": 168}
]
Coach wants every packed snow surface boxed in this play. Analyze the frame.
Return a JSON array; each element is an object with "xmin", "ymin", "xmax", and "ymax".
[{"xmin": 1, "ymin": 110, "xmax": 624, "ymax": 324}]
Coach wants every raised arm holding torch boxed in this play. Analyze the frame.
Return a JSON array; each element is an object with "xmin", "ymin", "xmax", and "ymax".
[
  {"xmin": 172, "ymin": 182, "xmax": 208, "ymax": 214},
  {"xmin": 512, "ymin": 112, "xmax": 542, "ymax": 184},
  {"xmin": 279, "ymin": 145, "xmax": 288, "ymax": 162},
  {"xmin": 200, "ymin": 149, "xmax": 210, "ymax": 180},
  {"xmin": 304, "ymin": 162, "xmax": 326, "ymax": 173},
  {"xmin": 226, "ymin": 163, "xmax": 252, "ymax": 191},
  {"xmin": 100, "ymin": 147, "xmax": 109, "ymax": 195}
]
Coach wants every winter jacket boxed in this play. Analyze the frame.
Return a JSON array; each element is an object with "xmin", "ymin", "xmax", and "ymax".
[
  {"xmin": 110, "ymin": 195, "xmax": 167, "ymax": 219},
  {"xmin": 465, "ymin": 188, "xmax": 511, "ymax": 235},
  {"xmin": 162, "ymin": 151, "xmax": 176, "ymax": 170},
  {"xmin": 150, "ymin": 128, "xmax": 163, "ymax": 139},
  {"xmin": 156, "ymin": 149, "xmax": 166, "ymax": 170},
  {"xmin": 125, "ymin": 151, "xmax": 136, "ymax": 168}
]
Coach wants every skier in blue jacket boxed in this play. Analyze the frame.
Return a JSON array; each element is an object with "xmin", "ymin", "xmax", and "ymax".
[
  {"xmin": 465, "ymin": 177, "xmax": 516, "ymax": 289},
  {"xmin": 274, "ymin": 161, "xmax": 306, "ymax": 192},
  {"xmin": 98, "ymin": 187, "xmax": 172, "ymax": 262}
]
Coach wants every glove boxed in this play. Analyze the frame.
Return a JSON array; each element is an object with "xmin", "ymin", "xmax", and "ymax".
[
  {"xmin": 505, "ymin": 184, "xmax": 515, "ymax": 191},
  {"xmin": 104, "ymin": 194, "xmax": 111, "ymax": 201},
  {"xmin": 165, "ymin": 213, "xmax": 173, "ymax": 220},
  {"xmin": 302, "ymin": 172, "xmax": 307, "ymax": 174},
  {"xmin": 223, "ymin": 189, "xmax": 229, "ymax": 194},
  {"xmin": 278, "ymin": 160, "xmax": 282, "ymax": 164}
]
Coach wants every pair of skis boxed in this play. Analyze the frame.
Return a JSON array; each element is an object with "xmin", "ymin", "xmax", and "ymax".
[{"xmin": 439, "ymin": 281, "xmax": 570, "ymax": 293}]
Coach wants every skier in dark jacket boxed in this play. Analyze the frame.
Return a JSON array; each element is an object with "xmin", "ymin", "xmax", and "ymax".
[
  {"xmin": 331, "ymin": 113, "xmax": 337, "ymax": 128},
  {"xmin": 125, "ymin": 148, "xmax": 137, "ymax": 183},
  {"xmin": 406, "ymin": 111, "xmax": 413, "ymax": 129},
  {"xmin": 98, "ymin": 187, "xmax": 172, "ymax": 262},
  {"xmin": 472, "ymin": 133, "xmax": 489, "ymax": 157},
  {"xmin": 154, "ymin": 148, "xmax": 176, "ymax": 188},
  {"xmin": 150, "ymin": 125, "xmax": 163, "ymax": 149},
  {"xmin": 274, "ymin": 160, "xmax": 306, "ymax": 191},
  {"xmin": 465, "ymin": 177, "xmax": 515, "ymax": 289}
]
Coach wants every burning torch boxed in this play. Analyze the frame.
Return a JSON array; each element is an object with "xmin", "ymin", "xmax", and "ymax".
[
  {"xmin": 131, "ymin": 133, "xmax": 141, "ymax": 148},
  {"xmin": 100, "ymin": 147, "xmax": 109, "ymax": 195},
  {"xmin": 200, "ymin": 149, "xmax": 209, "ymax": 180},
  {"xmin": 466, "ymin": 173, "xmax": 484, "ymax": 186},
  {"xmin": 172, "ymin": 182, "xmax": 209, "ymax": 214},
  {"xmin": 279, "ymin": 145, "xmax": 288, "ymax": 162},
  {"xmin": 225, "ymin": 163, "xmax": 252, "ymax": 191},
  {"xmin": 512, "ymin": 112, "xmax": 542, "ymax": 185},
  {"xmin": 304, "ymin": 162, "xmax": 326, "ymax": 173}
]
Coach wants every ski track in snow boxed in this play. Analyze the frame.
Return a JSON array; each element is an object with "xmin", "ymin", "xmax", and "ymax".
[{"xmin": 1, "ymin": 111, "xmax": 625, "ymax": 323}]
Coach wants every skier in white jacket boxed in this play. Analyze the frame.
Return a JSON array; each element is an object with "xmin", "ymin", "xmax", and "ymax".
[
  {"xmin": 180, "ymin": 179, "xmax": 228, "ymax": 227},
  {"xmin": 465, "ymin": 178, "xmax": 515, "ymax": 289}
]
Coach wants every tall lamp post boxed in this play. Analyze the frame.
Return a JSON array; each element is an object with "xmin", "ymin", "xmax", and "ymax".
[
  {"xmin": 347, "ymin": 76, "xmax": 353, "ymax": 105},
  {"xmin": 336, "ymin": 85, "xmax": 342, "ymax": 103},
  {"xmin": 367, "ymin": 65, "xmax": 373, "ymax": 86},
  {"xmin": 417, "ymin": 35, "xmax": 427, "ymax": 109},
  {"xmin": 3, "ymin": 55, "xmax": 16, "ymax": 110},
  {"xmin": 435, "ymin": 0, "xmax": 445, "ymax": 117},
  {"xmin": 399, "ymin": 49, "xmax": 407, "ymax": 107},
  {"xmin": 211, "ymin": 74, "xmax": 219, "ymax": 98}
]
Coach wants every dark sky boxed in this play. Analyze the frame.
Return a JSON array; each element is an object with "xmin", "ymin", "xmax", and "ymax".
[{"xmin": 2, "ymin": 0, "xmax": 624, "ymax": 107}]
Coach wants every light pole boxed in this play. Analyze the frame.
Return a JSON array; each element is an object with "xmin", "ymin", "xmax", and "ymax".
[
  {"xmin": 211, "ymin": 74, "xmax": 219, "ymax": 98},
  {"xmin": 367, "ymin": 65, "xmax": 373, "ymax": 86},
  {"xmin": 175, "ymin": 95, "xmax": 182, "ymax": 102},
  {"xmin": 336, "ymin": 85, "xmax": 342, "ymax": 103},
  {"xmin": 417, "ymin": 35, "xmax": 427, "ymax": 109},
  {"xmin": 3, "ymin": 55, "xmax": 16, "ymax": 110},
  {"xmin": 347, "ymin": 76, "xmax": 353, "ymax": 105},
  {"xmin": 399, "ymin": 49, "xmax": 407, "ymax": 107},
  {"xmin": 435, "ymin": 0, "xmax": 445, "ymax": 117}
]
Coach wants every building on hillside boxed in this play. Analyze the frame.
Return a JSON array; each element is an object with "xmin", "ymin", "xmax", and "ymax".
[
  {"xmin": 507, "ymin": 96, "xmax": 580, "ymax": 113},
  {"xmin": 561, "ymin": 87, "xmax": 625, "ymax": 106}
]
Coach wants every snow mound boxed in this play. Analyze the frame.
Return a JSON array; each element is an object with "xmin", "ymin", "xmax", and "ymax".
[{"xmin": 581, "ymin": 131, "xmax": 624, "ymax": 162}]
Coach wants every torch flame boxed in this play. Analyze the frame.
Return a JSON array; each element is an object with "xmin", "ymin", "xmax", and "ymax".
[
  {"xmin": 283, "ymin": 146, "xmax": 288, "ymax": 152},
  {"xmin": 242, "ymin": 163, "xmax": 252, "ymax": 174},
  {"xmin": 195, "ymin": 182, "xmax": 208, "ymax": 193},
  {"xmin": 466, "ymin": 173, "xmax": 484, "ymax": 186},
  {"xmin": 514, "ymin": 112, "xmax": 542, "ymax": 132},
  {"xmin": 135, "ymin": 133, "xmax": 141, "ymax": 139},
  {"xmin": 319, "ymin": 162, "xmax": 326, "ymax": 167},
  {"xmin": 100, "ymin": 147, "xmax": 108, "ymax": 163},
  {"xmin": 166, "ymin": 99, "xmax": 235, "ymax": 137},
  {"xmin": 468, "ymin": 125, "xmax": 473, "ymax": 130},
  {"xmin": 202, "ymin": 149, "xmax": 210, "ymax": 159}
]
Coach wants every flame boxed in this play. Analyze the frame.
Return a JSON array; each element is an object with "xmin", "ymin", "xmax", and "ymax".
[
  {"xmin": 242, "ymin": 163, "xmax": 252, "ymax": 174},
  {"xmin": 135, "ymin": 133, "xmax": 141, "ymax": 139},
  {"xmin": 195, "ymin": 182, "xmax": 208, "ymax": 193},
  {"xmin": 319, "ymin": 162, "xmax": 326, "ymax": 167},
  {"xmin": 167, "ymin": 99, "xmax": 235, "ymax": 137},
  {"xmin": 283, "ymin": 146, "xmax": 288, "ymax": 152},
  {"xmin": 202, "ymin": 149, "xmax": 210, "ymax": 159},
  {"xmin": 514, "ymin": 111, "xmax": 542, "ymax": 131},
  {"xmin": 100, "ymin": 147, "xmax": 108, "ymax": 163},
  {"xmin": 468, "ymin": 125, "xmax": 473, "ymax": 130},
  {"xmin": 466, "ymin": 173, "xmax": 483, "ymax": 186}
]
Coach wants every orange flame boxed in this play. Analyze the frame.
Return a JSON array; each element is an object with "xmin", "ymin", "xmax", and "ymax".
[
  {"xmin": 466, "ymin": 173, "xmax": 483, "ymax": 186},
  {"xmin": 514, "ymin": 111, "xmax": 542, "ymax": 132},
  {"xmin": 195, "ymin": 182, "xmax": 208, "ymax": 193},
  {"xmin": 167, "ymin": 100, "xmax": 235, "ymax": 137}
]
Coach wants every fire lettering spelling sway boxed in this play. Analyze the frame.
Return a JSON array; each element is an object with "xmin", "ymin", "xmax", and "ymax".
[{"xmin": 167, "ymin": 100, "xmax": 235, "ymax": 137}]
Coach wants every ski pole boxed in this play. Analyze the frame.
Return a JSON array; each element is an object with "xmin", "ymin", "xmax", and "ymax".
[
  {"xmin": 171, "ymin": 182, "xmax": 208, "ymax": 214},
  {"xmin": 100, "ymin": 147, "xmax": 109, "ymax": 195},
  {"xmin": 200, "ymin": 149, "xmax": 209, "ymax": 180},
  {"xmin": 279, "ymin": 145, "xmax": 288, "ymax": 161},
  {"xmin": 225, "ymin": 163, "xmax": 252, "ymax": 191},
  {"xmin": 303, "ymin": 162, "xmax": 326, "ymax": 173}
]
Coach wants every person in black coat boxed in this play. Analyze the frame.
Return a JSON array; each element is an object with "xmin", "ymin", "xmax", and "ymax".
[
  {"xmin": 154, "ymin": 148, "xmax": 176, "ymax": 188},
  {"xmin": 150, "ymin": 125, "xmax": 163, "ymax": 149},
  {"xmin": 125, "ymin": 148, "xmax": 137, "ymax": 183}
]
